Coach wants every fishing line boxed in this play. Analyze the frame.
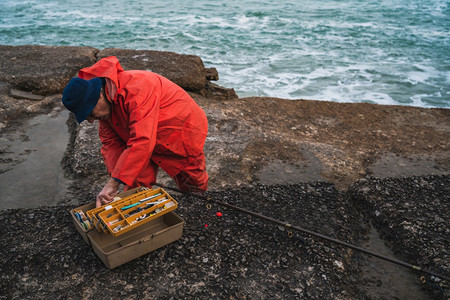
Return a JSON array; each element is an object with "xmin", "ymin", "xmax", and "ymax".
[{"xmin": 154, "ymin": 182, "xmax": 449, "ymax": 282}]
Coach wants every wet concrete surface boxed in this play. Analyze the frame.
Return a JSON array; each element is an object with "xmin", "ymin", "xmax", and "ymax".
[
  {"xmin": 351, "ymin": 175, "xmax": 449, "ymax": 299},
  {"xmin": 0, "ymin": 108, "xmax": 70, "ymax": 209},
  {"xmin": 358, "ymin": 226, "xmax": 429, "ymax": 299},
  {"xmin": 258, "ymin": 146, "xmax": 325, "ymax": 185},
  {"xmin": 258, "ymin": 160, "xmax": 323, "ymax": 185},
  {"xmin": 370, "ymin": 154, "xmax": 448, "ymax": 179}
]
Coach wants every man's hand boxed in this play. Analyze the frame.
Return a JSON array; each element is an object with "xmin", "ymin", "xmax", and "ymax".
[{"xmin": 96, "ymin": 178, "xmax": 120, "ymax": 207}]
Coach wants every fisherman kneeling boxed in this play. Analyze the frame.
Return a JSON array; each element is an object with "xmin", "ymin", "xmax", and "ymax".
[{"xmin": 62, "ymin": 56, "xmax": 208, "ymax": 207}]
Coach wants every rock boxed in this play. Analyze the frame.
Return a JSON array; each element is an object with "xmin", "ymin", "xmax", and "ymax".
[
  {"xmin": 25, "ymin": 95, "xmax": 59, "ymax": 114},
  {"xmin": 64, "ymin": 116, "xmax": 105, "ymax": 178},
  {"xmin": 205, "ymin": 67, "xmax": 219, "ymax": 81},
  {"xmin": 0, "ymin": 93, "xmax": 34, "ymax": 123},
  {"xmin": 199, "ymin": 81, "xmax": 238, "ymax": 100},
  {"xmin": 0, "ymin": 81, "xmax": 11, "ymax": 95},
  {"xmin": 0, "ymin": 45, "xmax": 98, "ymax": 95},
  {"xmin": 10, "ymin": 89, "xmax": 44, "ymax": 101},
  {"xmin": 192, "ymin": 96, "xmax": 450, "ymax": 190},
  {"xmin": 97, "ymin": 48, "xmax": 207, "ymax": 92}
]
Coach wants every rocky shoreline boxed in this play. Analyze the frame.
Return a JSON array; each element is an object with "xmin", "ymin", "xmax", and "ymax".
[{"xmin": 0, "ymin": 45, "xmax": 448, "ymax": 299}]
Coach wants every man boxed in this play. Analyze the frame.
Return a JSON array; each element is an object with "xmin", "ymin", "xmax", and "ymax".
[{"xmin": 62, "ymin": 56, "xmax": 208, "ymax": 207}]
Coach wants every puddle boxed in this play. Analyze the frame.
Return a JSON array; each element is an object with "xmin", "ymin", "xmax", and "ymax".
[
  {"xmin": 257, "ymin": 147, "xmax": 324, "ymax": 185},
  {"xmin": 0, "ymin": 108, "xmax": 70, "ymax": 209},
  {"xmin": 371, "ymin": 154, "xmax": 447, "ymax": 178},
  {"xmin": 358, "ymin": 225, "xmax": 429, "ymax": 299}
]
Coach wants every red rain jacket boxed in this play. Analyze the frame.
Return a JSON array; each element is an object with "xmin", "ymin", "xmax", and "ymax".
[{"xmin": 78, "ymin": 56, "xmax": 208, "ymax": 187}]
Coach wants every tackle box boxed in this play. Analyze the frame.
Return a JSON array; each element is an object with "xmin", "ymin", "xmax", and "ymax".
[{"xmin": 70, "ymin": 186, "xmax": 184, "ymax": 269}]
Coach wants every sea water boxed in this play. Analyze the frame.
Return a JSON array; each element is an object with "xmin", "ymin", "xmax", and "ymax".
[{"xmin": 0, "ymin": 0, "xmax": 449, "ymax": 108}]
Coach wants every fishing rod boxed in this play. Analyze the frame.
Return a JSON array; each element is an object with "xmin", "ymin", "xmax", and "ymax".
[{"xmin": 154, "ymin": 182, "xmax": 449, "ymax": 282}]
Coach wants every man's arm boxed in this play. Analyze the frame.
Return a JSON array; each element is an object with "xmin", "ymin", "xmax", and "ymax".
[
  {"xmin": 95, "ymin": 120, "xmax": 126, "ymax": 207},
  {"xmin": 110, "ymin": 81, "xmax": 160, "ymax": 186},
  {"xmin": 99, "ymin": 120, "xmax": 126, "ymax": 174}
]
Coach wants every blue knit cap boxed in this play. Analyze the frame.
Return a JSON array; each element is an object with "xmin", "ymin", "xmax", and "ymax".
[{"xmin": 62, "ymin": 77, "xmax": 102, "ymax": 123}]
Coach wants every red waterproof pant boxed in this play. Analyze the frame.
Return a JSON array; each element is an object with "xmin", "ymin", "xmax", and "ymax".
[{"xmin": 126, "ymin": 153, "xmax": 208, "ymax": 193}]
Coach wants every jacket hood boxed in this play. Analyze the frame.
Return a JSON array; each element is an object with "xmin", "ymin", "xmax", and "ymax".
[{"xmin": 78, "ymin": 56, "xmax": 124, "ymax": 99}]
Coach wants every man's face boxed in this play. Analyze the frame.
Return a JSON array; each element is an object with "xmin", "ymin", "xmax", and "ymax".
[{"xmin": 86, "ymin": 91, "xmax": 111, "ymax": 123}]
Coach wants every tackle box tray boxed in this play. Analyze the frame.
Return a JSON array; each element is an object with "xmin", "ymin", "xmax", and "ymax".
[
  {"xmin": 70, "ymin": 201, "xmax": 96, "ymax": 245},
  {"xmin": 88, "ymin": 211, "xmax": 184, "ymax": 269},
  {"xmin": 85, "ymin": 187, "xmax": 178, "ymax": 237},
  {"xmin": 70, "ymin": 187, "xmax": 148, "ymax": 245}
]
